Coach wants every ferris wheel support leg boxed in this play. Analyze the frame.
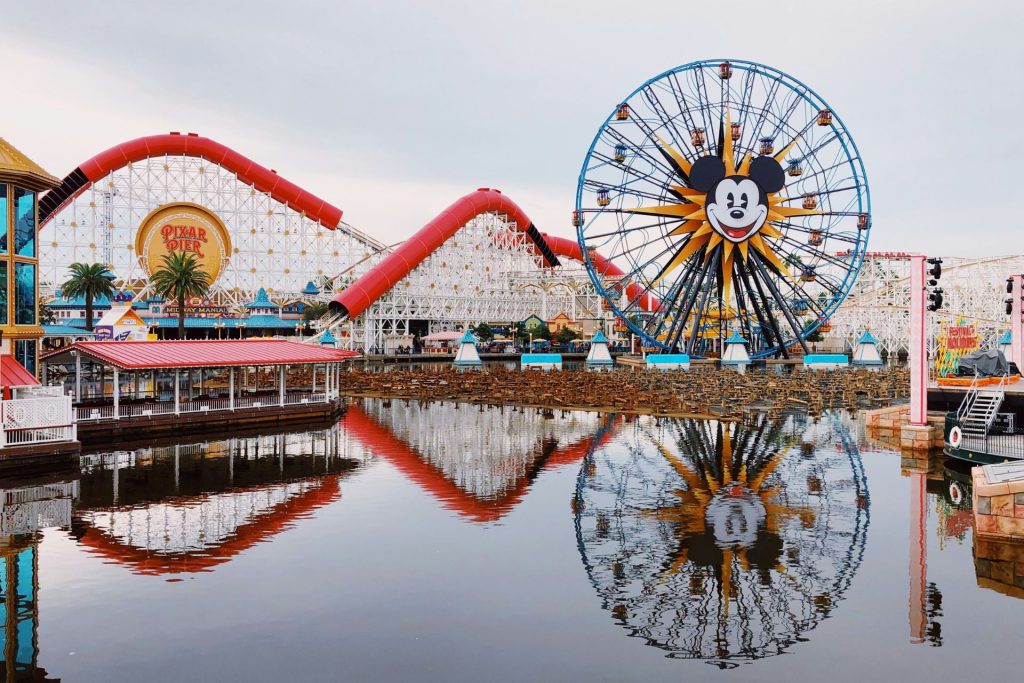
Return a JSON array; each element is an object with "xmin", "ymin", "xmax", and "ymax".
[
  {"xmin": 909, "ymin": 256, "xmax": 927, "ymax": 426},
  {"xmin": 1011, "ymin": 274, "xmax": 1024, "ymax": 372}
]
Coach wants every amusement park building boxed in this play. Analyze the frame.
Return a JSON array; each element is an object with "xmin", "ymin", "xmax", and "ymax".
[{"xmin": 36, "ymin": 133, "xmax": 629, "ymax": 353}]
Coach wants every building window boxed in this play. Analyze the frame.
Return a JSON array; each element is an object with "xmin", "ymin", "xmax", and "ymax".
[
  {"xmin": 0, "ymin": 262, "xmax": 6, "ymax": 325},
  {"xmin": 0, "ymin": 184, "xmax": 7, "ymax": 254},
  {"xmin": 15, "ymin": 339, "xmax": 37, "ymax": 375},
  {"xmin": 15, "ymin": 262, "xmax": 35, "ymax": 325},
  {"xmin": 14, "ymin": 187, "xmax": 35, "ymax": 257}
]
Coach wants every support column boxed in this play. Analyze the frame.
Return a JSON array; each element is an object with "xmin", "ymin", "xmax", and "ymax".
[
  {"xmin": 279, "ymin": 366, "xmax": 286, "ymax": 407},
  {"xmin": 174, "ymin": 369, "xmax": 180, "ymax": 415},
  {"xmin": 229, "ymin": 367, "xmax": 235, "ymax": 410},
  {"xmin": 74, "ymin": 352, "xmax": 81, "ymax": 402},
  {"xmin": 312, "ymin": 365, "xmax": 317, "ymax": 393},
  {"xmin": 909, "ymin": 255, "xmax": 927, "ymax": 426},
  {"xmin": 1011, "ymin": 274, "xmax": 1023, "ymax": 372},
  {"xmin": 113, "ymin": 367, "xmax": 120, "ymax": 419}
]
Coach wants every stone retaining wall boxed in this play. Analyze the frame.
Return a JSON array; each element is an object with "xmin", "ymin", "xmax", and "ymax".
[
  {"xmin": 972, "ymin": 466, "xmax": 1024, "ymax": 541},
  {"xmin": 863, "ymin": 404, "xmax": 945, "ymax": 451}
]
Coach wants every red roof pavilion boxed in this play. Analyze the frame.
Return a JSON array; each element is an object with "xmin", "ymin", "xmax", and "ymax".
[
  {"xmin": 66, "ymin": 339, "xmax": 359, "ymax": 371},
  {"xmin": 0, "ymin": 355, "xmax": 41, "ymax": 388}
]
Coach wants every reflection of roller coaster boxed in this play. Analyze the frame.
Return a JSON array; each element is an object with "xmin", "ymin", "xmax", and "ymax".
[
  {"xmin": 574, "ymin": 412, "xmax": 870, "ymax": 666},
  {"xmin": 346, "ymin": 398, "xmax": 618, "ymax": 522}
]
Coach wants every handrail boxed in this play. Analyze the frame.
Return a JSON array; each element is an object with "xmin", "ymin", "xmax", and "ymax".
[{"xmin": 955, "ymin": 374, "xmax": 981, "ymax": 422}]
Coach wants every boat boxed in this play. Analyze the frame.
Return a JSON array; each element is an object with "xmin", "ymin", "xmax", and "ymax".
[{"xmin": 943, "ymin": 382, "xmax": 1024, "ymax": 464}]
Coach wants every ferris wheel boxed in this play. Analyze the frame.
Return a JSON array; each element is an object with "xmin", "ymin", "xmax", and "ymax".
[{"xmin": 576, "ymin": 59, "xmax": 870, "ymax": 357}]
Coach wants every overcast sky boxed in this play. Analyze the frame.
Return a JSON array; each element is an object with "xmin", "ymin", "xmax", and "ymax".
[{"xmin": 3, "ymin": 0, "xmax": 1020, "ymax": 255}]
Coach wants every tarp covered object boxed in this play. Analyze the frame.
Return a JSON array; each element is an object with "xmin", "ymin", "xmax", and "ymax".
[{"xmin": 957, "ymin": 349, "xmax": 1010, "ymax": 377}]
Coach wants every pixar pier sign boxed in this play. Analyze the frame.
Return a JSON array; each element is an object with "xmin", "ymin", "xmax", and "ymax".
[
  {"xmin": 135, "ymin": 202, "xmax": 232, "ymax": 283},
  {"xmin": 160, "ymin": 222, "xmax": 211, "ymax": 257}
]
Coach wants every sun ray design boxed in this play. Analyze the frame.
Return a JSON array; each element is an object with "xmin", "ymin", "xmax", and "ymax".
[{"xmin": 622, "ymin": 108, "xmax": 802, "ymax": 309}]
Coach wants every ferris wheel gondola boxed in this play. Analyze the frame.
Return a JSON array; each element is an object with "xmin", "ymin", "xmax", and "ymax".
[{"xmin": 576, "ymin": 59, "xmax": 871, "ymax": 357}]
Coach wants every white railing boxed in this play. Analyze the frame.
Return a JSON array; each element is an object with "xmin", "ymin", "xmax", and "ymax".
[
  {"xmin": 0, "ymin": 395, "xmax": 77, "ymax": 448},
  {"xmin": 76, "ymin": 405, "xmax": 116, "ymax": 421},
  {"xmin": 71, "ymin": 392, "xmax": 332, "ymax": 423},
  {"xmin": 285, "ymin": 392, "xmax": 326, "ymax": 405},
  {"xmin": 1, "ymin": 425, "xmax": 77, "ymax": 447},
  {"xmin": 117, "ymin": 402, "xmax": 176, "ymax": 419},
  {"xmin": 13, "ymin": 385, "xmax": 66, "ymax": 399}
]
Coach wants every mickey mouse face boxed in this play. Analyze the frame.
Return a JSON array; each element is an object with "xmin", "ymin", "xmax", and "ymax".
[
  {"xmin": 689, "ymin": 155, "xmax": 786, "ymax": 243},
  {"xmin": 707, "ymin": 178, "xmax": 767, "ymax": 241}
]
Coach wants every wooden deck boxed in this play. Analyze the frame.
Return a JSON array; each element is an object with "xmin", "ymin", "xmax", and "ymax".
[{"xmin": 75, "ymin": 399, "xmax": 345, "ymax": 446}]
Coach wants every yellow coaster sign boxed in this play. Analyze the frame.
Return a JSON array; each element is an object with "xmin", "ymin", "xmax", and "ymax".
[
  {"xmin": 135, "ymin": 202, "xmax": 231, "ymax": 283},
  {"xmin": 935, "ymin": 318, "xmax": 979, "ymax": 377}
]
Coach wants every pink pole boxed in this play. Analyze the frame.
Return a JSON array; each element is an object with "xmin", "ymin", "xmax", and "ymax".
[
  {"xmin": 1011, "ymin": 274, "xmax": 1023, "ymax": 371},
  {"xmin": 909, "ymin": 255, "xmax": 928, "ymax": 425}
]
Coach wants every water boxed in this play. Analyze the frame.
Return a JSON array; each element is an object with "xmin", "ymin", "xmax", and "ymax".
[{"xmin": 0, "ymin": 399, "xmax": 1020, "ymax": 682}]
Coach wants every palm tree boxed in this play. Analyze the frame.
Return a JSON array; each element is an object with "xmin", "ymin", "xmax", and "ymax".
[
  {"xmin": 61, "ymin": 263, "xmax": 116, "ymax": 332},
  {"xmin": 302, "ymin": 301, "xmax": 329, "ymax": 323},
  {"xmin": 150, "ymin": 252, "xmax": 213, "ymax": 339}
]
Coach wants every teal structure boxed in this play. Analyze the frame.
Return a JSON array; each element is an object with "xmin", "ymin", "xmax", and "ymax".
[
  {"xmin": 804, "ymin": 353, "xmax": 850, "ymax": 369},
  {"xmin": 646, "ymin": 354, "xmax": 690, "ymax": 370},
  {"xmin": 585, "ymin": 330, "xmax": 614, "ymax": 369},
  {"xmin": 521, "ymin": 353, "xmax": 562, "ymax": 371},
  {"xmin": 454, "ymin": 329, "xmax": 483, "ymax": 367}
]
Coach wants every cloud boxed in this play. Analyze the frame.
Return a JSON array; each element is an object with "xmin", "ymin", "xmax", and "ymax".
[{"xmin": 4, "ymin": 0, "xmax": 1023, "ymax": 257}]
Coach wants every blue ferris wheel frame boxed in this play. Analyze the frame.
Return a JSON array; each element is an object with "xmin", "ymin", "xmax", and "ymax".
[{"xmin": 575, "ymin": 58, "xmax": 871, "ymax": 358}]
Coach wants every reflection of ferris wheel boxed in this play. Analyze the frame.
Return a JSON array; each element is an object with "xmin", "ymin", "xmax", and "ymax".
[
  {"xmin": 576, "ymin": 59, "xmax": 871, "ymax": 357},
  {"xmin": 573, "ymin": 413, "xmax": 869, "ymax": 665}
]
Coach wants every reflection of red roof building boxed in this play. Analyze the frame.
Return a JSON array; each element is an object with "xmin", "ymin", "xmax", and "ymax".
[
  {"xmin": 343, "ymin": 401, "xmax": 618, "ymax": 522},
  {"xmin": 75, "ymin": 476, "xmax": 341, "ymax": 575},
  {"xmin": 71, "ymin": 428, "xmax": 357, "ymax": 575}
]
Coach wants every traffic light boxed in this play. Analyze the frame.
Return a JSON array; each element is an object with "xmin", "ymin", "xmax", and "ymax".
[
  {"xmin": 927, "ymin": 257, "xmax": 942, "ymax": 280},
  {"xmin": 927, "ymin": 288, "xmax": 944, "ymax": 312},
  {"xmin": 1007, "ymin": 298, "xmax": 1013, "ymax": 316},
  {"xmin": 1007, "ymin": 277, "xmax": 1013, "ymax": 294}
]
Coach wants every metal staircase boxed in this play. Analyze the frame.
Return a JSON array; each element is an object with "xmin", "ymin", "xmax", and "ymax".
[{"xmin": 957, "ymin": 388, "xmax": 1005, "ymax": 436}]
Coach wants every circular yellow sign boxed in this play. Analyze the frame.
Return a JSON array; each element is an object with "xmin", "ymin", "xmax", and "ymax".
[{"xmin": 135, "ymin": 203, "xmax": 231, "ymax": 283}]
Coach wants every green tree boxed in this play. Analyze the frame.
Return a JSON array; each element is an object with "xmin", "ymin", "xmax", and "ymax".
[
  {"xmin": 61, "ymin": 262, "xmax": 116, "ymax": 332},
  {"xmin": 554, "ymin": 326, "xmax": 579, "ymax": 344},
  {"xmin": 526, "ymin": 321, "xmax": 550, "ymax": 342},
  {"xmin": 150, "ymin": 252, "xmax": 213, "ymax": 339},
  {"xmin": 303, "ymin": 301, "xmax": 329, "ymax": 322},
  {"xmin": 804, "ymin": 318, "xmax": 823, "ymax": 343},
  {"xmin": 473, "ymin": 322, "xmax": 494, "ymax": 342}
]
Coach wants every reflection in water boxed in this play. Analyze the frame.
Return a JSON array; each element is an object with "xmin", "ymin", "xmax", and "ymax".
[
  {"xmin": 574, "ymin": 412, "xmax": 870, "ymax": 666},
  {"xmin": 348, "ymin": 399, "xmax": 616, "ymax": 522},
  {"xmin": 936, "ymin": 462, "xmax": 1024, "ymax": 601},
  {"xmin": 3, "ymin": 400, "xmax": 1022, "ymax": 680},
  {"xmin": 71, "ymin": 426, "xmax": 359, "ymax": 575},
  {"xmin": 1, "ymin": 473, "xmax": 77, "ymax": 681}
]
